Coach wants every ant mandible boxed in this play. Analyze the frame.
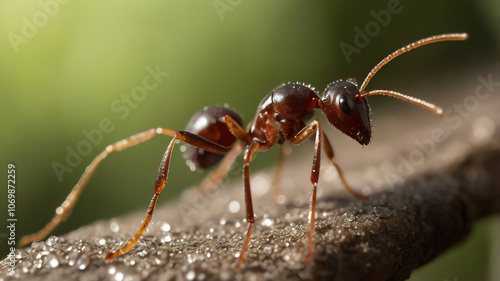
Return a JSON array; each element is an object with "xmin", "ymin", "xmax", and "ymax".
[{"xmin": 20, "ymin": 33, "xmax": 468, "ymax": 270}]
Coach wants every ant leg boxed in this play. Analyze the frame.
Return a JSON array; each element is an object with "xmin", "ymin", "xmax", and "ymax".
[
  {"xmin": 198, "ymin": 143, "xmax": 243, "ymax": 194},
  {"xmin": 106, "ymin": 130, "xmax": 232, "ymax": 260},
  {"xmin": 224, "ymin": 114, "xmax": 251, "ymax": 145},
  {"xmin": 19, "ymin": 127, "xmax": 178, "ymax": 246},
  {"xmin": 289, "ymin": 119, "xmax": 323, "ymax": 265},
  {"xmin": 271, "ymin": 144, "xmax": 287, "ymax": 202},
  {"xmin": 197, "ymin": 113, "xmax": 250, "ymax": 194},
  {"xmin": 236, "ymin": 141, "xmax": 260, "ymax": 272},
  {"xmin": 221, "ymin": 114, "xmax": 260, "ymax": 271},
  {"xmin": 322, "ymin": 132, "xmax": 369, "ymax": 201}
]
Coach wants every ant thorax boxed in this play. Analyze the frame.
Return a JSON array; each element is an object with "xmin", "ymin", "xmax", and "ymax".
[{"xmin": 249, "ymin": 83, "xmax": 319, "ymax": 145}]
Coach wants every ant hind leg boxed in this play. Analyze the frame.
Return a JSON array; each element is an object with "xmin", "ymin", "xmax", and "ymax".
[
  {"xmin": 198, "ymin": 143, "xmax": 243, "ymax": 195},
  {"xmin": 105, "ymin": 130, "xmax": 232, "ymax": 260},
  {"xmin": 19, "ymin": 127, "xmax": 177, "ymax": 246}
]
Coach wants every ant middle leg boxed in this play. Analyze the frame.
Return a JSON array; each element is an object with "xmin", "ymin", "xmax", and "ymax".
[
  {"xmin": 322, "ymin": 132, "xmax": 369, "ymax": 201},
  {"xmin": 105, "ymin": 130, "xmax": 232, "ymax": 260},
  {"xmin": 19, "ymin": 127, "xmax": 178, "ymax": 246},
  {"xmin": 289, "ymin": 119, "xmax": 323, "ymax": 265}
]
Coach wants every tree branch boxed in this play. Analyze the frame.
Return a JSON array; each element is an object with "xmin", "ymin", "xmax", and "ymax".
[{"xmin": 2, "ymin": 72, "xmax": 500, "ymax": 281}]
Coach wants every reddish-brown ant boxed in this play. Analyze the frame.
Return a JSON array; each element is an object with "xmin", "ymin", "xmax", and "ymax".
[{"xmin": 21, "ymin": 33, "xmax": 468, "ymax": 270}]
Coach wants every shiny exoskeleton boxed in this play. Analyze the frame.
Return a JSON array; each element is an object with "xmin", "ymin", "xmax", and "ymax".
[
  {"xmin": 20, "ymin": 33, "xmax": 468, "ymax": 271},
  {"xmin": 183, "ymin": 106, "xmax": 243, "ymax": 170}
]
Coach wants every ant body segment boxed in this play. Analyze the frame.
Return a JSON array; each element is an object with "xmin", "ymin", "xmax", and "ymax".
[{"xmin": 20, "ymin": 33, "xmax": 468, "ymax": 270}]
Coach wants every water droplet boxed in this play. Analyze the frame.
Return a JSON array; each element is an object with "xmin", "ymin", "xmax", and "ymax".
[
  {"xmin": 219, "ymin": 218, "xmax": 226, "ymax": 225},
  {"xmin": 344, "ymin": 212, "xmax": 356, "ymax": 222},
  {"xmin": 186, "ymin": 270, "xmax": 195, "ymax": 280},
  {"xmin": 45, "ymin": 254, "xmax": 60, "ymax": 268},
  {"xmin": 46, "ymin": 235, "xmax": 59, "ymax": 246},
  {"xmin": 21, "ymin": 260, "xmax": 32, "ymax": 273},
  {"xmin": 228, "ymin": 200, "xmax": 240, "ymax": 213},
  {"xmin": 159, "ymin": 221, "xmax": 171, "ymax": 232},
  {"xmin": 152, "ymin": 251, "xmax": 168, "ymax": 266},
  {"xmin": 373, "ymin": 206, "xmax": 392, "ymax": 218},
  {"xmin": 32, "ymin": 258, "xmax": 43, "ymax": 269},
  {"xmin": 67, "ymin": 252, "xmax": 80, "ymax": 266},
  {"xmin": 31, "ymin": 241, "xmax": 48, "ymax": 252},
  {"xmin": 161, "ymin": 234, "xmax": 172, "ymax": 243},
  {"xmin": 75, "ymin": 253, "xmax": 90, "ymax": 270},
  {"xmin": 263, "ymin": 245, "xmax": 273, "ymax": 255},
  {"xmin": 108, "ymin": 265, "xmax": 117, "ymax": 275},
  {"xmin": 115, "ymin": 272, "xmax": 124, "ymax": 281},
  {"xmin": 14, "ymin": 249, "xmax": 28, "ymax": 260},
  {"xmin": 261, "ymin": 218, "xmax": 274, "ymax": 227},
  {"xmin": 110, "ymin": 221, "xmax": 120, "ymax": 233},
  {"xmin": 124, "ymin": 256, "xmax": 138, "ymax": 266},
  {"xmin": 136, "ymin": 249, "xmax": 148, "ymax": 258},
  {"xmin": 361, "ymin": 186, "xmax": 372, "ymax": 197},
  {"xmin": 95, "ymin": 237, "xmax": 106, "ymax": 246}
]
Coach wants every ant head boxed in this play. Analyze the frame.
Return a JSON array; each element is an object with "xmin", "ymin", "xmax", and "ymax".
[
  {"xmin": 320, "ymin": 80, "xmax": 371, "ymax": 145},
  {"xmin": 320, "ymin": 33, "xmax": 468, "ymax": 146}
]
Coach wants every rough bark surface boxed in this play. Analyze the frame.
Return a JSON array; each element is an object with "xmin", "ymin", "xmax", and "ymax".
[{"xmin": 1, "ymin": 67, "xmax": 499, "ymax": 281}]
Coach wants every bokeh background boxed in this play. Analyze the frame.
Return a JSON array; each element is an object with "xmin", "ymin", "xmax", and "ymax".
[{"xmin": 1, "ymin": 1, "xmax": 498, "ymax": 279}]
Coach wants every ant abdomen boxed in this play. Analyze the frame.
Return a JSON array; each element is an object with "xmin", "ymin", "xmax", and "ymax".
[{"xmin": 183, "ymin": 106, "xmax": 243, "ymax": 171}]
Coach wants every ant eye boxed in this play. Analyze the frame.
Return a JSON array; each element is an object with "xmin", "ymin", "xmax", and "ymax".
[{"xmin": 336, "ymin": 93, "xmax": 354, "ymax": 115}]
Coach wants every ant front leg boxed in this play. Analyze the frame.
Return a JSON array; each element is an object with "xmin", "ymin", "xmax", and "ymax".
[
  {"xmin": 220, "ymin": 114, "xmax": 259, "ymax": 272},
  {"xmin": 19, "ymin": 127, "xmax": 178, "ymax": 246},
  {"xmin": 237, "ymin": 140, "xmax": 260, "ymax": 272},
  {"xmin": 289, "ymin": 119, "xmax": 323, "ymax": 265},
  {"xmin": 322, "ymin": 132, "xmax": 369, "ymax": 201},
  {"xmin": 105, "ymin": 131, "xmax": 232, "ymax": 260}
]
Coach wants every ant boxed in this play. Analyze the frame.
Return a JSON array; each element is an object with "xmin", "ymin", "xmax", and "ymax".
[{"xmin": 21, "ymin": 33, "xmax": 468, "ymax": 270}]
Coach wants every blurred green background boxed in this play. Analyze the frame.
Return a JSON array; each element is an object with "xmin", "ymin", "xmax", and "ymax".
[{"xmin": 1, "ymin": 0, "xmax": 498, "ymax": 279}]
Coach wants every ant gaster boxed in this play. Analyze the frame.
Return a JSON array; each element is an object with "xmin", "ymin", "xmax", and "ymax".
[{"xmin": 20, "ymin": 33, "xmax": 468, "ymax": 270}]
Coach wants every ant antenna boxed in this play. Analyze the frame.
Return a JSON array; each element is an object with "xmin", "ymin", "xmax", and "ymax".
[{"xmin": 358, "ymin": 33, "xmax": 469, "ymax": 116}]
